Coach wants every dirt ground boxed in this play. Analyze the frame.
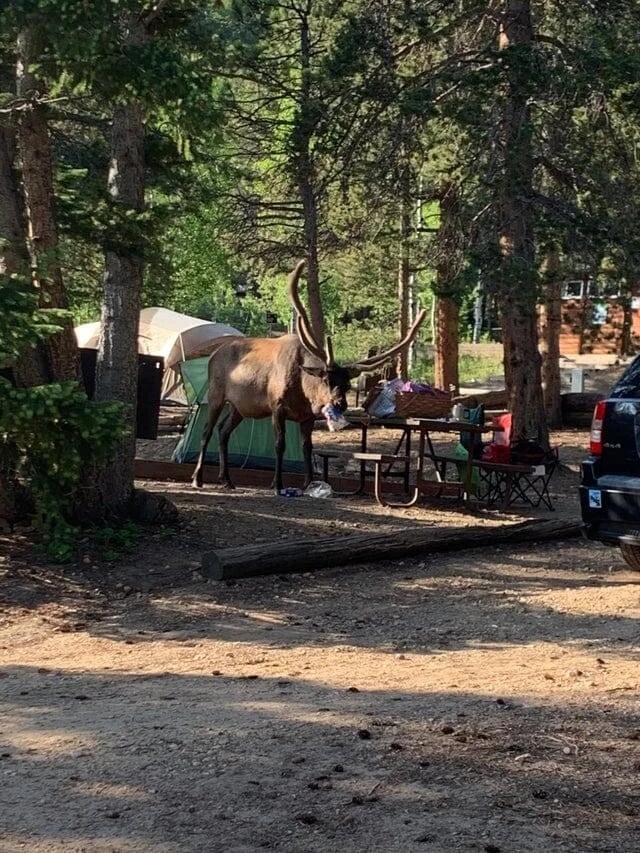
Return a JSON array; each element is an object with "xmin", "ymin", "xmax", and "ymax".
[{"xmin": 1, "ymin": 425, "xmax": 639, "ymax": 853}]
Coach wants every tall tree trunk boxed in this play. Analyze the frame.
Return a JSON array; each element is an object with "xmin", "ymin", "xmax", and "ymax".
[
  {"xmin": 577, "ymin": 270, "xmax": 590, "ymax": 355},
  {"xmin": 433, "ymin": 182, "xmax": 461, "ymax": 392},
  {"xmin": 0, "ymin": 49, "xmax": 50, "ymax": 388},
  {"xmin": 299, "ymin": 176, "xmax": 324, "ymax": 341},
  {"xmin": 472, "ymin": 278, "xmax": 483, "ymax": 344},
  {"xmin": 90, "ymin": 95, "xmax": 145, "ymax": 518},
  {"xmin": 0, "ymin": 120, "xmax": 27, "ymax": 277},
  {"xmin": 296, "ymin": 9, "xmax": 324, "ymax": 342},
  {"xmin": 619, "ymin": 274, "xmax": 634, "ymax": 356},
  {"xmin": 0, "ymin": 111, "xmax": 49, "ymax": 388},
  {"xmin": 16, "ymin": 26, "xmax": 79, "ymax": 383},
  {"xmin": 396, "ymin": 169, "xmax": 411, "ymax": 377},
  {"xmin": 538, "ymin": 244, "xmax": 562, "ymax": 427},
  {"xmin": 498, "ymin": 1, "xmax": 548, "ymax": 448},
  {"xmin": 0, "ymin": 86, "xmax": 29, "ymax": 526},
  {"xmin": 433, "ymin": 298, "xmax": 459, "ymax": 391}
]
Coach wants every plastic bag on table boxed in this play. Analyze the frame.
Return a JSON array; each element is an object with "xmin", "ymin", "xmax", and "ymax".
[{"xmin": 366, "ymin": 380, "xmax": 401, "ymax": 418}]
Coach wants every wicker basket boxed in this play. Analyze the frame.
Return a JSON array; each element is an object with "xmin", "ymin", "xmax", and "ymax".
[
  {"xmin": 393, "ymin": 391, "xmax": 452, "ymax": 418},
  {"xmin": 452, "ymin": 389, "xmax": 508, "ymax": 409}
]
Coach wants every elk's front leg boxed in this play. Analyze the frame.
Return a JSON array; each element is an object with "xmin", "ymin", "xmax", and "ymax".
[
  {"xmin": 192, "ymin": 402, "xmax": 224, "ymax": 488},
  {"xmin": 299, "ymin": 417, "xmax": 315, "ymax": 488},
  {"xmin": 272, "ymin": 410, "xmax": 287, "ymax": 494},
  {"xmin": 217, "ymin": 406, "xmax": 243, "ymax": 488}
]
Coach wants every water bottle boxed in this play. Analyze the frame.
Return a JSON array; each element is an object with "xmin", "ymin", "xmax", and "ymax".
[{"xmin": 279, "ymin": 487, "xmax": 304, "ymax": 497}]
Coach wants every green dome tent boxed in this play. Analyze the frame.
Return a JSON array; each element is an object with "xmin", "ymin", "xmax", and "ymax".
[{"xmin": 172, "ymin": 357, "xmax": 305, "ymax": 472}]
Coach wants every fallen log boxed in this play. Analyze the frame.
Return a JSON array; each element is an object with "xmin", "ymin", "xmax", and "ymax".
[{"xmin": 201, "ymin": 517, "xmax": 583, "ymax": 581}]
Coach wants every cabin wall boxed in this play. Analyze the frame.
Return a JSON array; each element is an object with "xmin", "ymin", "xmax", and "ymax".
[{"xmin": 556, "ymin": 295, "xmax": 640, "ymax": 355}]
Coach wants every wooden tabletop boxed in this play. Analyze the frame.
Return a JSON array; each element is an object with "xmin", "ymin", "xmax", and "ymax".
[{"xmin": 346, "ymin": 414, "xmax": 499, "ymax": 434}]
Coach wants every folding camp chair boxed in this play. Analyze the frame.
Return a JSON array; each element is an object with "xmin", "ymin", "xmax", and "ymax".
[{"xmin": 510, "ymin": 446, "xmax": 559, "ymax": 510}]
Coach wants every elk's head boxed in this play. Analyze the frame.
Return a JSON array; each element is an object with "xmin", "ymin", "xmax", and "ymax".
[{"xmin": 288, "ymin": 260, "xmax": 427, "ymax": 414}]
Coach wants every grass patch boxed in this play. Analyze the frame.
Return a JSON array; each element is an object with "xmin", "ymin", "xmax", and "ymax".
[{"xmin": 411, "ymin": 353, "xmax": 504, "ymax": 386}]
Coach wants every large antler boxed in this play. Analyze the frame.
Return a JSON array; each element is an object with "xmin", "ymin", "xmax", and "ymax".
[
  {"xmin": 288, "ymin": 260, "xmax": 334, "ymax": 365},
  {"xmin": 348, "ymin": 308, "xmax": 428, "ymax": 371}
]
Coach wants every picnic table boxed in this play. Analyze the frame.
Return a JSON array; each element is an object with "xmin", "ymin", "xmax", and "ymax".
[
  {"xmin": 319, "ymin": 415, "xmax": 497, "ymax": 508},
  {"xmin": 317, "ymin": 414, "xmax": 556, "ymax": 511}
]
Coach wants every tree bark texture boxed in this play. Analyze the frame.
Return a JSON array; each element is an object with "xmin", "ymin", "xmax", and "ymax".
[
  {"xmin": 538, "ymin": 245, "xmax": 562, "ymax": 427},
  {"xmin": 395, "ymin": 148, "xmax": 412, "ymax": 378},
  {"xmin": 433, "ymin": 297, "xmax": 459, "ymax": 392},
  {"xmin": 433, "ymin": 183, "xmax": 461, "ymax": 392},
  {"xmin": 498, "ymin": 1, "xmax": 548, "ymax": 447},
  {"xmin": 619, "ymin": 277, "xmax": 634, "ymax": 356},
  {"xmin": 202, "ymin": 517, "xmax": 581, "ymax": 580},
  {"xmin": 0, "ymin": 57, "xmax": 49, "ymax": 388},
  {"xmin": 0, "ymin": 115, "xmax": 49, "ymax": 388},
  {"xmin": 92, "ymin": 91, "xmax": 145, "ymax": 517},
  {"xmin": 577, "ymin": 271, "xmax": 590, "ymax": 355},
  {"xmin": 16, "ymin": 27, "xmax": 79, "ymax": 383},
  {"xmin": 0, "ymin": 122, "xmax": 27, "ymax": 276}
]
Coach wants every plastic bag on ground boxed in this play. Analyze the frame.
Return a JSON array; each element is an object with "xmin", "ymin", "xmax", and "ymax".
[{"xmin": 304, "ymin": 480, "xmax": 333, "ymax": 499}]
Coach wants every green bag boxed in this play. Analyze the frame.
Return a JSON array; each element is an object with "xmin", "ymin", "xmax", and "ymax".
[
  {"xmin": 460, "ymin": 403, "xmax": 485, "ymax": 458},
  {"xmin": 452, "ymin": 442, "xmax": 480, "ymax": 494}
]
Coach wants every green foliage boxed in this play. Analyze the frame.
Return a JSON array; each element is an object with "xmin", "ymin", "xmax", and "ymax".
[
  {"xmin": 0, "ymin": 278, "xmax": 124, "ymax": 560},
  {"xmin": 0, "ymin": 277, "xmax": 68, "ymax": 365},
  {"xmin": 88, "ymin": 519, "xmax": 140, "ymax": 562},
  {"xmin": 0, "ymin": 379, "xmax": 125, "ymax": 560}
]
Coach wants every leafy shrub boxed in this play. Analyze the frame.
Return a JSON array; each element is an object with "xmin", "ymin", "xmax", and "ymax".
[
  {"xmin": 0, "ymin": 379, "xmax": 125, "ymax": 560},
  {"xmin": 1, "ymin": 277, "xmax": 124, "ymax": 559}
]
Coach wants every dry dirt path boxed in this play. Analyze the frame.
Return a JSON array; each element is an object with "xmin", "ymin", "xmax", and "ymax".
[{"xmin": 1, "ymin": 527, "xmax": 639, "ymax": 852}]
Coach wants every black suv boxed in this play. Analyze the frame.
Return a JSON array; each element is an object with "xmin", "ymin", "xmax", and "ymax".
[{"xmin": 580, "ymin": 357, "xmax": 640, "ymax": 570}]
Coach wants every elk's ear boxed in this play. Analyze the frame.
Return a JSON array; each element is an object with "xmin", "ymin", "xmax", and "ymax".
[{"xmin": 301, "ymin": 365, "xmax": 327, "ymax": 378}]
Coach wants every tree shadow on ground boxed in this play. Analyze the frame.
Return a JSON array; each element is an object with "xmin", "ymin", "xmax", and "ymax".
[
  {"xmin": 73, "ymin": 539, "xmax": 639, "ymax": 664},
  {"xmin": 1, "ymin": 667, "xmax": 637, "ymax": 853}
]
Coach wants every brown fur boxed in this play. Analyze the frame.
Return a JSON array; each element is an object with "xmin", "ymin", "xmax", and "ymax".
[{"xmin": 191, "ymin": 334, "xmax": 348, "ymax": 492}]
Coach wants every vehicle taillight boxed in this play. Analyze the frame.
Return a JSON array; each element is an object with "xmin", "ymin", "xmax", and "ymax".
[{"xmin": 590, "ymin": 400, "xmax": 607, "ymax": 455}]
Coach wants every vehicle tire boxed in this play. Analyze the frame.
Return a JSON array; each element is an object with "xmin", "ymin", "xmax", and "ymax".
[{"xmin": 619, "ymin": 543, "xmax": 640, "ymax": 571}]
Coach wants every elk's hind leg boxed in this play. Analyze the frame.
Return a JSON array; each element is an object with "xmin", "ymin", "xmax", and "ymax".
[
  {"xmin": 217, "ymin": 405, "xmax": 243, "ymax": 488},
  {"xmin": 191, "ymin": 401, "xmax": 225, "ymax": 488}
]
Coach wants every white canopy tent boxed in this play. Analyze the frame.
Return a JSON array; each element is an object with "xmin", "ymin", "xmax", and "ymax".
[{"xmin": 75, "ymin": 307, "xmax": 243, "ymax": 403}]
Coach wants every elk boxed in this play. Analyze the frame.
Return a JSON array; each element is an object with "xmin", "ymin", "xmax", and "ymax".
[{"xmin": 191, "ymin": 260, "xmax": 426, "ymax": 493}]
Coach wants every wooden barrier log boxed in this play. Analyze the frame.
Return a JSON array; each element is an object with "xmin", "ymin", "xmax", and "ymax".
[
  {"xmin": 201, "ymin": 517, "xmax": 583, "ymax": 580},
  {"xmin": 561, "ymin": 392, "xmax": 604, "ymax": 428},
  {"xmin": 561, "ymin": 392, "xmax": 604, "ymax": 413}
]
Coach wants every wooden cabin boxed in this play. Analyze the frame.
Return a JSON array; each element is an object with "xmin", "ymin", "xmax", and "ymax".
[{"xmin": 558, "ymin": 278, "xmax": 640, "ymax": 355}]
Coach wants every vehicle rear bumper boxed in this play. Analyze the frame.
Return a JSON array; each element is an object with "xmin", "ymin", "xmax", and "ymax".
[{"xmin": 580, "ymin": 459, "xmax": 640, "ymax": 544}]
